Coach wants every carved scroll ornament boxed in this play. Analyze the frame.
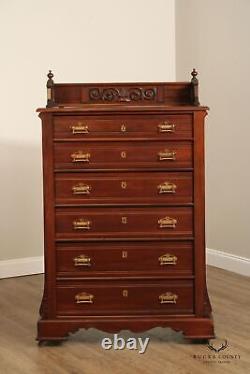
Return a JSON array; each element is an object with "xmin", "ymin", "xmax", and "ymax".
[{"xmin": 89, "ymin": 87, "xmax": 157, "ymax": 102}]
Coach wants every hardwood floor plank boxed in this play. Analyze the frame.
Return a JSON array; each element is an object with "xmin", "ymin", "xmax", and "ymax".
[{"xmin": 0, "ymin": 266, "xmax": 249, "ymax": 374}]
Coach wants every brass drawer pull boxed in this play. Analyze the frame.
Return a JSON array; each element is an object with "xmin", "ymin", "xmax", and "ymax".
[
  {"xmin": 73, "ymin": 218, "xmax": 91, "ymax": 230},
  {"xmin": 75, "ymin": 292, "xmax": 94, "ymax": 304},
  {"xmin": 72, "ymin": 183, "xmax": 91, "ymax": 195},
  {"xmin": 159, "ymin": 253, "xmax": 177, "ymax": 265},
  {"xmin": 158, "ymin": 149, "xmax": 176, "ymax": 161},
  {"xmin": 71, "ymin": 123, "xmax": 89, "ymax": 134},
  {"xmin": 158, "ymin": 121, "xmax": 175, "ymax": 133},
  {"xmin": 158, "ymin": 182, "xmax": 177, "ymax": 194},
  {"xmin": 71, "ymin": 151, "xmax": 90, "ymax": 163},
  {"xmin": 158, "ymin": 216, "xmax": 177, "ymax": 229},
  {"xmin": 159, "ymin": 292, "xmax": 178, "ymax": 304},
  {"xmin": 73, "ymin": 254, "xmax": 91, "ymax": 267}
]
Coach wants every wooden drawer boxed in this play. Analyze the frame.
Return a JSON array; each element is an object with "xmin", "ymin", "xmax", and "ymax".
[
  {"xmin": 53, "ymin": 114, "xmax": 193, "ymax": 139},
  {"xmin": 55, "ymin": 172, "xmax": 193, "ymax": 205},
  {"xmin": 55, "ymin": 207, "xmax": 193, "ymax": 239},
  {"xmin": 56, "ymin": 280, "xmax": 194, "ymax": 316},
  {"xmin": 54, "ymin": 141, "xmax": 192, "ymax": 170},
  {"xmin": 56, "ymin": 241, "xmax": 193, "ymax": 276}
]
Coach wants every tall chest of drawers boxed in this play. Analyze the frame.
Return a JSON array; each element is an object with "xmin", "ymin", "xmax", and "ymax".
[{"xmin": 37, "ymin": 70, "xmax": 215, "ymax": 342}]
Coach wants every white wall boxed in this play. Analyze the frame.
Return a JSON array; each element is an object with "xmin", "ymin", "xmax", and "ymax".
[
  {"xmin": 176, "ymin": 0, "xmax": 250, "ymax": 259},
  {"xmin": 0, "ymin": 0, "xmax": 176, "ymax": 262}
]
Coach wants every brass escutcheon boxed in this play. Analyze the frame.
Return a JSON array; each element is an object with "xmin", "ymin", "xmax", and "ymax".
[
  {"xmin": 122, "ymin": 250, "xmax": 128, "ymax": 258},
  {"xmin": 122, "ymin": 216, "xmax": 127, "ymax": 224},
  {"xmin": 122, "ymin": 289, "xmax": 128, "ymax": 297},
  {"xmin": 121, "ymin": 124, "xmax": 126, "ymax": 132},
  {"xmin": 121, "ymin": 181, "xmax": 127, "ymax": 189}
]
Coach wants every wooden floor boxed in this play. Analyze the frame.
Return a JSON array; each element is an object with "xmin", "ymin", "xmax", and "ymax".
[{"xmin": 0, "ymin": 266, "xmax": 249, "ymax": 374}]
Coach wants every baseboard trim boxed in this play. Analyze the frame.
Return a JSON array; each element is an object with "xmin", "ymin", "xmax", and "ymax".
[
  {"xmin": 0, "ymin": 249, "xmax": 249, "ymax": 279},
  {"xmin": 206, "ymin": 248, "xmax": 250, "ymax": 277},
  {"xmin": 0, "ymin": 256, "xmax": 44, "ymax": 279}
]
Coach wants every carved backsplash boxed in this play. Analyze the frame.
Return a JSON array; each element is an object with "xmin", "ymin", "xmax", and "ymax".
[
  {"xmin": 89, "ymin": 87, "xmax": 157, "ymax": 102},
  {"xmin": 47, "ymin": 70, "xmax": 199, "ymax": 107}
]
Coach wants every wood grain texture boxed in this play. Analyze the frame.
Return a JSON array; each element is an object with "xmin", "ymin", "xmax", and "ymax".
[
  {"xmin": 53, "ymin": 113, "xmax": 193, "ymax": 140},
  {"xmin": 55, "ymin": 280, "xmax": 194, "ymax": 316},
  {"xmin": 0, "ymin": 267, "xmax": 249, "ymax": 374},
  {"xmin": 40, "ymin": 112, "xmax": 56, "ymax": 318},
  {"xmin": 56, "ymin": 241, "xmax": 194, "ymax": 277},
  {"xmin": 51, "ymin": 82, "xmax": 194, "ymax": 106},
  {"xmin": 193, "ymin": 111, "xmax": 206, "ymax": 316},
  {"xmin": 38, "ymin": 105, "xmax": 209, "ymax": 113},
  {"xmin": 55, "ymin": 171, "xmax": 193, "ymax": 206},
  {"xmin": 54, "ymin": 141, "xmax": 193, "ymax": 170},
  {"xmin": 55, "ymin": 206, "xmax": 193, "ymax": 240}
]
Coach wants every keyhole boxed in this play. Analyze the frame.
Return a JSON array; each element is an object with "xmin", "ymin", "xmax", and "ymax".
[
  {"xmin": 122, "ymin": 216, "xmax": 127, "ymax": 224},
  {"xmin": 121, "ymin": 124, "xmax": 126, "ymax": 132},
  {"xmin": 122, "ymin": 250, "xmax": 128, "ymax": 258},
  {"xmin": 122, "ymin": 289, "xmax": 128, "ymax": 297},
  {"xmin": 121, "ymin": 181, "xmax": 127, "ymax": 189},
  {"xmin": 121, "ymin": 151, "xmax": 126, "ymax": 159}
]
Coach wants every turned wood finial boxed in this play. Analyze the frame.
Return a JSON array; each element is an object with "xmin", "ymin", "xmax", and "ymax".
[
  {"xmin": 47, "ymin": 70, "xmax": 54, "ymax": 84},
  {"xmin": 191, "ymin": 68, "xmax": 200, "ymax": 106},
  {"xmin": 191, "ymin": 68, "xmax": 198, "ymax": 81},
  {"xmin": 46, "ymin": 70, "xmax": 55, "ymax": 107}
]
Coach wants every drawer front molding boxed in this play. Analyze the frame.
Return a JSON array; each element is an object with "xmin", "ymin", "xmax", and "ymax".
[
  {"xmin": 55, "ymin": 207, "xmax": 193, "ymax": 240},
  {"xmin": 55, "ymin": 172, "xmax": 193, "ymax": 205},
  {"xmin": 56, "ymin": 241, "xmax": 194, "ymax": 275},
  {"xmin": 54, "ymin": 141, "xmax": 193, "ymax": 170},
  {"xmin": 53, "ymin": 114, "xmax": 193, "ymax": 139},
  {"xmin": 56, "ymin": 281, "xmax": 194, "ymax": 316}
]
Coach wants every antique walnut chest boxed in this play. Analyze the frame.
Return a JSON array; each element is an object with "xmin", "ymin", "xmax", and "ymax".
[{"xmin": 37, "ymin": 70, "xmax": 214, "ymax": 342}]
